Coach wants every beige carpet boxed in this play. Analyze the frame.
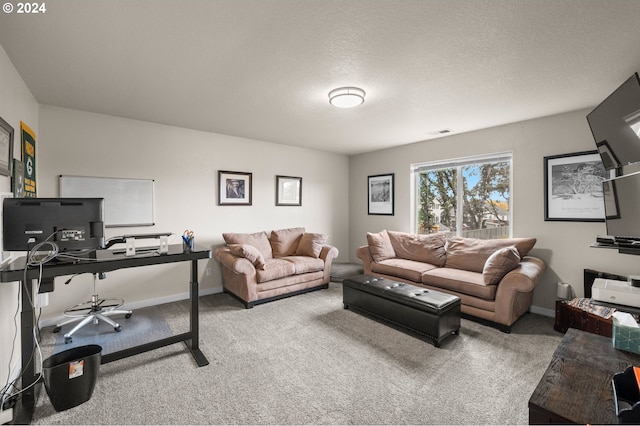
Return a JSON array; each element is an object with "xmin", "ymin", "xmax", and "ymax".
[
  {"xmin": 32, "ymin": 282, "xmax": 562, "ymax": 425},
  {"xmin": 330, "ymin": 262, "xmax": 363, "ymax": 282}
]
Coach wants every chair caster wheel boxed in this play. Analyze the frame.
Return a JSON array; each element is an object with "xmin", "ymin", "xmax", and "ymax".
[
  {"xmin": 115, "ymin": 325, "xmax": 122, "ymax": 332},
  {"xmin": 65, "ymin": 336, "xmax": 73, "ymax": 344},
  {"xmin": 125, "ymin": 313, "xmax": 132, "ymax": 319},
  {"xmin": 52, "ymin": 326, "xmax": 61, "ymax": 333}
]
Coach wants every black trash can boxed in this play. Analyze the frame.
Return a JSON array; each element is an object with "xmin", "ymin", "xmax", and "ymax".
[{"xmin": 42, "ymin": 344, "xmax": 102, "ymax": 411}]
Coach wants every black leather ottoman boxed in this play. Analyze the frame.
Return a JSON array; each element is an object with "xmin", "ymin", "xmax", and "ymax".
[{"xmin": 343, "ymin": 274, "xmax": 461, "ymax": 347}]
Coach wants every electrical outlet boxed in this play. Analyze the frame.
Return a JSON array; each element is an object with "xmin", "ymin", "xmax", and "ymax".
[
  {"xmin": 206, "ymin": 267, "xmax": 211, "ymax": 276},
  {"xmin": 0, "ymin": 407, "xmax": 14, "ymax": 425}
]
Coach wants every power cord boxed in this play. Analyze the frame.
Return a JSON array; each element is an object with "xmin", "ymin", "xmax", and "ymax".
[
  {"xmin": 0, "ymin": 234, "xmax": 60, "ymax": 410},
  {"xmin": 1, "ymin": 230, "xmax": 132, "ymax": 408},
  {"xmin": 26, "ymin": 240, "xmax": 59, "ymax": 267},
  {"xmin": 0, "ymin": 262, "xmax": 45, "ymax": 413}
]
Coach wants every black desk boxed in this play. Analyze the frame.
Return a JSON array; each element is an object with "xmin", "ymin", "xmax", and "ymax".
[{"xmin": 0, "ymin": 244, "xmax": 211, "ymax": 423}]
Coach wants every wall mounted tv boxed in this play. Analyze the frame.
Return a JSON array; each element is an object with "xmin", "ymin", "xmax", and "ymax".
[
  {"xmin": 602, "ymin": 171, "xmax": 640, "ymax": 241},
  {"xmin": 587, "ymin": 73, "xmax": 640, "ymax": 171},
  {"xmin": 2, "ymin": 198, "xmax": 105, "ymax": 252}
]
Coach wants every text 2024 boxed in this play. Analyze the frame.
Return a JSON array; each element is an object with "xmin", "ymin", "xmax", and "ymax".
[{"xmin": 17, "ymin": 2, "xmax": 46, "ymax": 13}]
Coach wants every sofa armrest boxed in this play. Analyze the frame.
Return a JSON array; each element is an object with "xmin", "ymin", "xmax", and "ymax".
[
  {"xmin": 320, "ymin": 245, "xmax": 339, "ymax": 283},
  {"xmin": 213, "ymin": 246, "xmax": 258, "ymax": 303},
  {"xmin": 356, "ymin": 245, "xmax": 374, "ymax": 274},
  {"xmin": 320, "ymin": 245, "xmax": 339, "ymax": 262},
  {"xmin": 494, "ymin": 256, "xmax": 546, "ymax": 326},
  {"xmin": 497, "ymin": 256, "xmax": 546, "ymax": 293},
  {"xmin": 213, "ymin": 247, "xmax": 256, "ymax": 275}
]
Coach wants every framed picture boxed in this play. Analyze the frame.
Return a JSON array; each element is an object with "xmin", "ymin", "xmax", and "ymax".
[
  {"xmin": 368, "ymin": 173, "xmax": 394, "ymax": 215},
  {"xmin": 544, "ymin": 150, "xmax": 615, "ymax": 221},
  {"xmin": 218, "ymin": 170, "xmax": 252, "ymax": 205},
  {"xmin": 276, "ymin": 175, "xmax": 302, "ymax": 206},
  {"xmin": 12, "ymin": 159, "xmax": 24, "ymax": 197},
  {"xmin": 0, "ymin": 116, "xmax": 14, "ymax": 177},
  {"xmin": 20, "ymin": 121, "xmax": 36, "ymax": 197}
]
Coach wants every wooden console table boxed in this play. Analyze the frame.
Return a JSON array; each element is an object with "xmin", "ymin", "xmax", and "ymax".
[{"xmin": 529, "ymin": 328, "xmax": 640, "ymax": 424}]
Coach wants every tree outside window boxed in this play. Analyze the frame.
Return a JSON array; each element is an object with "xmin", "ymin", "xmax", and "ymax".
[{"xmin": 415, "ymin": 155, "xmax": 511, "ymax": 239}]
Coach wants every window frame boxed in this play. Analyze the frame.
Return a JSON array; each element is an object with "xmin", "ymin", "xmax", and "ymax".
[{"xmin": 411, "ymin": 152, "xmax": 513, "ymax": 238}]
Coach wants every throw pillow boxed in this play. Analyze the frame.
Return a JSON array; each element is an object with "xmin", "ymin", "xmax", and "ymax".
[
  {"xmin": 223, "ymin": 231, "xmax": 273, "ymax": 260},
  {"xmin": 366, "ymin": 230, "xmax": 395, "ymax": 262},
  {"xmin": 295, "ymin": 233, "xmax": 327, "ymax": 258},
  {"xmin": 387, "ymin": 231, "xmax": 447, "ymax": 267},
  {"xmin": 482, "ymin": 246, "xmax": 521, "ymax": 285},
  {"xmin": 445, "ymin": 236, "xmax": 536, "ymax": 273},
  {"xmin": 228, "ymin": 244, "xmax": 266, "ymax": 269},
  {"xmin": 270, "ymin": 227, "xmax": 305, "ymax": 257}
]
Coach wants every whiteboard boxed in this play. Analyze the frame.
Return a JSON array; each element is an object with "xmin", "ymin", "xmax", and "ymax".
[{"xmin": 60, "ymin": 175, "xmax": 154, "ymax": 227}]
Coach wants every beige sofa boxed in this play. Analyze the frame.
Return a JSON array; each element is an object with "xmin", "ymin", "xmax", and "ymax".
[
  {"xmin": 356, "ymin": 230, "xmax": 545, "ymax": 332},
  {"xmin": 214, "ymin": 227, "xmax": 339, "ymax": 308}
]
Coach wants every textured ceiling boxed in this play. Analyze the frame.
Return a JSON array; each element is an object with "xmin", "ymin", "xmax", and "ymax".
[{"xmin": 1, "ymin": 0, "xmax": 640, "ymax": 155}]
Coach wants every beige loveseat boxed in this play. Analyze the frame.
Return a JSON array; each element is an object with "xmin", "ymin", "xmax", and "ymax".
[
  {"xmin": 356, "ymin": 230, "xmax": 545, "ymax": 332},
  {"xmin": 214, "ymin": 227, "xmax": 339, "ymax": 308}
]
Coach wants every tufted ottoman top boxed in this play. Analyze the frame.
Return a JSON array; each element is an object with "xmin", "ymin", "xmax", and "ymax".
[{"xmin": 343, "ymin": 274, "xmax": 460, "ymax": 314}]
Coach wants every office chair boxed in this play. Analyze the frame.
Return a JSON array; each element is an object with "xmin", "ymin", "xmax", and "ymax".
[{"xmin": 52, "ymin": 272, "xmax": 133, "ymax": 344}]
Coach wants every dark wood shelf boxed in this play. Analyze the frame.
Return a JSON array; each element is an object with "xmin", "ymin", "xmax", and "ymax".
[{"xmin": 529, "ymin": 328, "xmax": 640, "ymax": 424}]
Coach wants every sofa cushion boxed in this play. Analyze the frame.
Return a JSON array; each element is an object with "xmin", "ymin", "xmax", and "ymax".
[
  {"xmin": 367, "ymin": 230, "xmax": 396, "ymax": 262},
  {"xmin": 483, "ymin": 246, "xmax": 521, "ymax": 285},
  {"xmin": 444, "ymin": 237, "xmax": 536, "ymax": 273},
  {"xmin": 423, "ymin": 267, "xmax": 497, "ymax": 300},
  {"xmin": 256, "ymin": 271, "xmax": 324, "ymax": 292},
  {"xmin": 270, "ymin": 227, "xmax": 305, "ymax": 257},
  {"xmin": 223, "ymin": 231, "xmax": 273, "ymax": 260},
  {"xmin": 371, "ymin": 258, "xmax": 439, "ymax": 283},
  {"xmin": 256, "ymin": 259, "xmax": 297, "ymax": 283},
  {"xmin": 280, "ymin": 256, "xmax": 325, "ymax": 274},
  {"xmin": 227, "ymin": 244, "xmax": 266, "ymax": 269},
  {"xmin": 295, "ymin": 233, "xmax": 327, "ymax": 258},
  {"xmin": 387, "ymin": 231, "xmax": 447, "ymax": 267}
]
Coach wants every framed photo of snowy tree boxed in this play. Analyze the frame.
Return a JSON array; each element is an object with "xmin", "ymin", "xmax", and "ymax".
[{"xmin": 544, "ymin": 150, "xmax": 615, "ymax": 221}]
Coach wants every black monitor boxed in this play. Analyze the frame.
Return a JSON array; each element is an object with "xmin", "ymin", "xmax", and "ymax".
[
  {"xmin": 587, "ymin": 73, "xmax": 640, "ymax": 171},
  {"xmin": 2, "ymin": 198, "xmax": 105, "ymax": 252},
  {"xmin": 602, "ymin": 172, "xmax": 640, "ymax": 240}
]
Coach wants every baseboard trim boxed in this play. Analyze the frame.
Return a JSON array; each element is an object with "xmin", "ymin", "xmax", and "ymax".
[
  {"xmin": 39, "ymin": 289, "xmax": 558, "ymax": 326},
  {"xmin": 39, "ymin": 286, "xmax": 224, "ymax": 328},
  {"xmin": 530, "ymin": 305, "xmax": 555, "ymax": 318}
]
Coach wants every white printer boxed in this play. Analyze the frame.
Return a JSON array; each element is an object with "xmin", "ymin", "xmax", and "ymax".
[{"xmin": 592, "ymin": 278, "xmax": 640, "ymax": 308}]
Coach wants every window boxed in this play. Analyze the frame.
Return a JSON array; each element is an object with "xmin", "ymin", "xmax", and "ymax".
[{"xmin": 412, "ymin": 152, "xmax": 512, "ymax": 239}]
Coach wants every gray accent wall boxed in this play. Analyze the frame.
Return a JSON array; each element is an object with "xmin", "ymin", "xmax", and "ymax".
[{"xmin": 348, "ymin": 109, "xmax": 640, "ymax": 315}]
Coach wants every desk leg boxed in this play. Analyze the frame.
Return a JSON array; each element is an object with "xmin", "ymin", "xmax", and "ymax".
[
  {"xmin": 187, "ymin": 259, "xmax": 209, "ymax": 367},
  {"xmin": 16, "ymin": 279, "xmax": 38, "ymax": 423}
]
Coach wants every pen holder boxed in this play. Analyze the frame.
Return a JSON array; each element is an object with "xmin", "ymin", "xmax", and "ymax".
[{"xmin": 183, "ymin": 237, "xmax": 194, "ymax": 253}]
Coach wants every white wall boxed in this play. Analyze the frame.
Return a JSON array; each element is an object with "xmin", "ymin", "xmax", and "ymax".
[
  {"xmin": 0, "ymin": 45, "xmax": 38, "ymax": 405},
  {"xmin": 349, "ymin": 109, "xmax": 640, "ymax": 315},
  {"xmin": 35, "ymin": 105, "xmax": 349, "ymax": 324}
]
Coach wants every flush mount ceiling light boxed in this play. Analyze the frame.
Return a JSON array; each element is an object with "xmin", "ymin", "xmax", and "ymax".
[{"xmin": 328, "ymin": 87, "xmax": 365, "ymax": 108}]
